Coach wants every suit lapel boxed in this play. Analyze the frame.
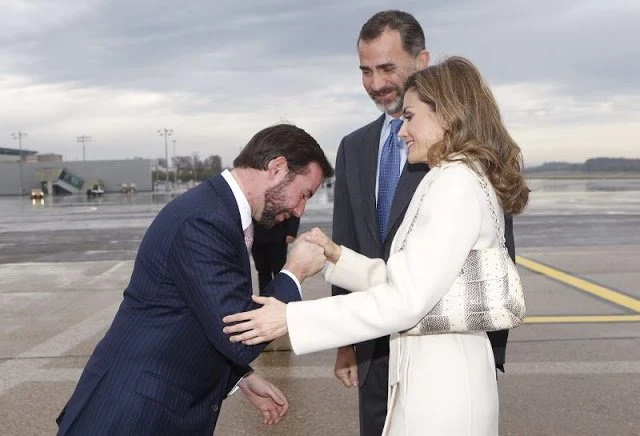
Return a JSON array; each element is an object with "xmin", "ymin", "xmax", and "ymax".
[
  {"xmin": 208, "ymin": 175, "xmax": 251, "ymax": 274},
  {"xmin": 385, "ymin": 162, "xmax": 429, "ymax": 243},
  {"xmin": 209, "ymin": 175, "xmax": 244, "ymax": 235},
  {"xmin": 360, "ymin": 115, "xmax": 386, "ymax": 246}
]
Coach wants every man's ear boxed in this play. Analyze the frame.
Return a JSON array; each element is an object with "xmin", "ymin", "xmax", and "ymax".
[
  {"xmin": 267, "ymin": 156, "xmax": 288, "ymax": 180},
  {"xmin": 415, "ymin": 50, "xmax": 430, "ymax": 70}
]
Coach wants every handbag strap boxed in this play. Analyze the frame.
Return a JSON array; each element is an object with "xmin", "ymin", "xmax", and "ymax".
[
  {"xmin": 472, "ymin": 172, "xmax": 507, "ymax": 248},
  {"xmin": 400, "ymin": 191, "xmax": 423, "ymax": 251},
  {"xmin": 400, "ymin": 164, "xmax": 506, "ymax": 250}
]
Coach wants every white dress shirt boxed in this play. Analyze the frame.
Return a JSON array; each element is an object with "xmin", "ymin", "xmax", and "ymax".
[{"xmin": 221, "ymin": 170, "xmax": 302, "ymax": 294}]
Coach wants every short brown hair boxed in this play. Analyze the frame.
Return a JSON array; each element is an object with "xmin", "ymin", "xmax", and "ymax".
[
  {"xmin": 358, "ymin": 10, "xmax": 425, "ymax": 56},
  {"xmin": 233, "ymin": 124, "xmax": 334, "ymax": 178},
  {"xmin": 404, "ymin": 57, "xmax": 529, "ymax": 214}
]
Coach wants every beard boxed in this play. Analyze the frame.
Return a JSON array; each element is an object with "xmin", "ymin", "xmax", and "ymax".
[
  {"xmin": 369, "ymin": 84, "xmax": 404, "ymax": 115},
  {"xmin": 258, "ymin": 177, "xmax": 293, "ymax": 228}
]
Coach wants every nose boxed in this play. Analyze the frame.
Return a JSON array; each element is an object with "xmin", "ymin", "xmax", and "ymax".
[
  {"xmin": 370, "ymin": 71, "xmax": 387, "ymax": 92},
  {"xmin": 293, "ymin": 199, "xmax": 307, "ymax": 217},
  {"xmin": 398, "ymin": 122, "xmax": 408, "ymax": 141}
]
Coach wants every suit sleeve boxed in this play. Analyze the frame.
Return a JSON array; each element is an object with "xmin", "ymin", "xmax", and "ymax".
[
  {"xmin": 504, "ymin": 215, "xmax": 515, "ymax": 262},
  {"xmin": 224, "ymin": 362, "xmax": 252, "ymax": 395},
  {"xmin": 287, "ymin": 167, "xmax": 483, "ymax": 355},
  {"xmin": 169, "ymin": 216, "xmax": 301, "ymax": 366},
  {"xmin": 331, "ymin": 137, "xmax": 360, "ymax": 297},
  {"xmin": 488, "ymin": 213, "xmax": 516, "ymax": 371}
]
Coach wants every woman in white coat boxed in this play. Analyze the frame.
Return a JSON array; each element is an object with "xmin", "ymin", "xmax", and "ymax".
[{"xmin": 224, "ymin": 57, "xmax": 530, "ymax": 435}]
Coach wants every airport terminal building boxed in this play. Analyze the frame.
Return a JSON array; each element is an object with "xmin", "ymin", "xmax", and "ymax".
[{"xmin": 0, "ymin": 147, "xmax": 153, "ymax": 196}]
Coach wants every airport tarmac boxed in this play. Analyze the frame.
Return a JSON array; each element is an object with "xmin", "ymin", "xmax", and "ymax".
[{"xmin": 1, "ymin": 190, "xmax": 639, "ymax": 435}]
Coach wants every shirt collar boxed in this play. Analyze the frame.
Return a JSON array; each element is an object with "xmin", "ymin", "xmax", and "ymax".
[
  {"xmin": 221, "ymin": 169, "xmax": 252, "ymax": 231},
  {"xmin": 384, "ymin": 112, "xmax": 402, "ymax": 127}
]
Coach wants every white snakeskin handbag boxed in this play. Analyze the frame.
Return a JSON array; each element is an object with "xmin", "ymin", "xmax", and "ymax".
[{"xmin": 400, "ymin": 172, "xmax": 526, "ymax": 335}]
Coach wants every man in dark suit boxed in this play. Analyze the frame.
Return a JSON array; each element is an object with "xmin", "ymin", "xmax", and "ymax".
[
  {"xmin": 331, "ymin": 11, "xmax": 516, "ymax": 435},
  {"xmin": 56, "ymin": 124, "xmax": 333, "ymax": 435},
  {"xmin": 251, "ymin": 216, "xmax": 301, "ymax": 292}
]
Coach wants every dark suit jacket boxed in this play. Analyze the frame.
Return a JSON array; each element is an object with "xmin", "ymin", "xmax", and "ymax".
[
  {"xmin": 331, "ymin": 115, "xmax": 515, "ymax": 382},
  {"xmin": 57, "ymin": 175, "xmax": 301, "ymax": 435}
]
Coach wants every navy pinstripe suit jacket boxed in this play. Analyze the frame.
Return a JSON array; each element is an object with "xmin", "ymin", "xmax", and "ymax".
[{"xmin": 57, "ymin": 175, "xmax": 300, "ymax": 435}]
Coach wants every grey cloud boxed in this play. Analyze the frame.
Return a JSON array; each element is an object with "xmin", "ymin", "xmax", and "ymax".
[
  {"xmin": 6, "ymin": 0, "xmax": 639, "ymax": 103},
  {"xmin": 6, "ymin": 1, "xmax": 360, "ymax": 89},
  {"xmin": 3, "ymin": 0, "xmax": 639, "ymax": 164},
  {"xmin": 416, "ymin": 0, "xmax": 640, "ymax": 98}
]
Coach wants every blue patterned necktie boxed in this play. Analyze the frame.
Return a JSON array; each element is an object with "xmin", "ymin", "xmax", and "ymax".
[{"xmin": 376, "ymin": 118, "xmax": 403, "ymax": 242}]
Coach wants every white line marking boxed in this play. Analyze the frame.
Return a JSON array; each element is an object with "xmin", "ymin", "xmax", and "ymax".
[
  {"xmin": 0, "ymin": 301, "xmax": 120, "ymax": 395},
  {"xmin": 87, "ymin": 261, "xmax": 126, "ymax": 285}
]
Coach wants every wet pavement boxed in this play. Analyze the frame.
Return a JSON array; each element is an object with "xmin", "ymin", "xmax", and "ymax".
[{"xmin": 1, "ymin": 184, "xmax": 639, "ymax": 435}]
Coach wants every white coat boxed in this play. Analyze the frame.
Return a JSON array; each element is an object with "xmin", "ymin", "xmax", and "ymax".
[{"xmin": 287, "ymin": 161, "xmax": 501, "ymax": 435}]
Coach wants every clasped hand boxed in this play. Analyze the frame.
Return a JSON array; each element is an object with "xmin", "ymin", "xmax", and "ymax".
[{"xmin": 223, "ymin": 228, "xmax": 341, "ymax": 345}]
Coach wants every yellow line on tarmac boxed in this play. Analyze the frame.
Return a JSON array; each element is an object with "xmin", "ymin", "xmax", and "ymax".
[
  {"xmin": 524, "ymin": 315, "xmax": 640, "ymax": 324},
  {"xmin": 516, "ymin": 255, "xmax": 640, "ymax": 312}
]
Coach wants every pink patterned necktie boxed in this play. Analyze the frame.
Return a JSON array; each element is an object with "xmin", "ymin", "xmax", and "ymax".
[{"xmin": 244, "ymin": 222, "xmax": 254, "ymax": 251}]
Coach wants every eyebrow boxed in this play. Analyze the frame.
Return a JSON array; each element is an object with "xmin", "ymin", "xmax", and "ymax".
[
  {"xmin": 377, "ymin": 62, "xmax": 395, "ymax": 70},
  {"xmin": 359, "ymin": 62, "xmax": 396, "ymax": 72}
]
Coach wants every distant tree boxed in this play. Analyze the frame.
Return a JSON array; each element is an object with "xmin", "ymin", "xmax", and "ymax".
[
  {"xmin": 209, "ymin": 155, "xmax": 223, "ymax": 175},
  {"xmin": 192, "ymin": 153, "xmax": 206, "ymax": 181},
  {"xmin": 585, "ymin": 158, "xmax": 640, "ymax": 172},
  {"xmin": 527, "ymin": 158, "xmax": 640, "ymax": 173},
  {"xmin": 172, "ymin": 156, "xmax": 194, "ymax": 181},
  {"xmin": 202, "ymin": 155, "xmax": 223, "ymax": 179},
  {"xmin": 527, "ymin": 161, "xmax": 583, "ymax": 172},
  {"xmin": 152, "ymin": 170, "xmax": 167, "ymax": 181}
]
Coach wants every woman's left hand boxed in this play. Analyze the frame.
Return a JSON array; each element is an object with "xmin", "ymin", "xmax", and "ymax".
[{"xmin": 223, "ymin": 295, "xmax": 288, "ymax": 345}]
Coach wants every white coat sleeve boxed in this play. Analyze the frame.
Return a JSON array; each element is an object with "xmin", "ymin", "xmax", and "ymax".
[
  {"xmin": 322, "ymin": 246, "xmax": 387, "ymax": 293},
  {"xmin": 287, "ymin": 165, "xmax": 483, "ymax": 355}
]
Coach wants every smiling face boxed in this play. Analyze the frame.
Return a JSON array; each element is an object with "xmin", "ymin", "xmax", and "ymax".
[
  {"xmin": 358, "ymin": 29, "xmax": 421, "ymax": 116},
  {"xmin": 399, "ymin": 89, "xmax": 445, "ymax": 164},
  {"xmin": 257, "ymin": 161, "xmax": 324, "ymax": 227}
]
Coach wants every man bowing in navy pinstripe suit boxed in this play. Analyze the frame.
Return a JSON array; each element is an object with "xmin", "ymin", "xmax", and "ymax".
[{"xmin": 56, "ymin": 123, "xmax": 334, "ymax": 435}]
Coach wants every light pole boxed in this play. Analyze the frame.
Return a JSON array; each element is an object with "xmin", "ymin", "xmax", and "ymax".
[
  {"xmin": 76, "ymin": 136, "xmax": 92, "ymax": 162},
  {"xmin": 172, "ymin": 138, "xmax": 177, "ymax": 183},
  {"xmin": 157, "ymin": 128, "xmax": 173, "ymax": 192},
  {"xmin": 11, "ymin": 131, "xmax": 27, "ymax": 195}
]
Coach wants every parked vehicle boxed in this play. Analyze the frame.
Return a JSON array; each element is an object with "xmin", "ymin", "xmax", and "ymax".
[
  {"xmin": 86, "ymin": 183, "xmax": 105, "ymax": 198},
  {"xmin": 120, "ymin": 183, "xmax": 137, "ymax": 194},
  {"xmin": 30, "ymin": 188, "xmax": 44, "ymax": 200}
]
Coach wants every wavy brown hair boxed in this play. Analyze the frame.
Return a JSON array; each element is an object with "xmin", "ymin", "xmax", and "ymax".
[{"xmin": 404, "ymin": 56, "xmax": 529, "ymax": 214}]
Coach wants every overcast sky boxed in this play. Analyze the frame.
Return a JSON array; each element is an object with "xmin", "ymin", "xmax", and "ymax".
[{"xmin": 2, "ymin": 0, "xmax": 639, "ymax": 166}]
